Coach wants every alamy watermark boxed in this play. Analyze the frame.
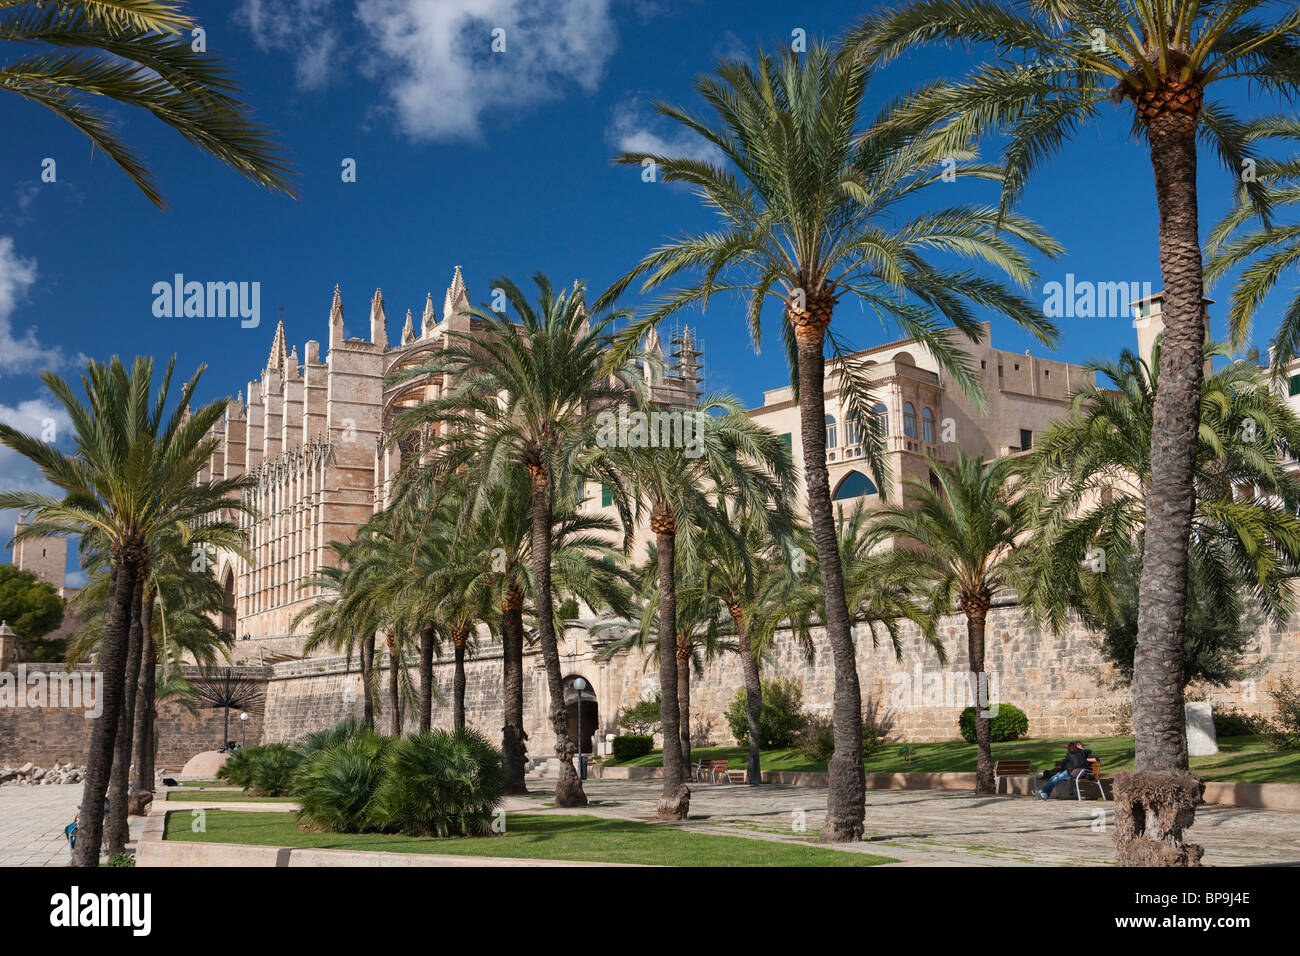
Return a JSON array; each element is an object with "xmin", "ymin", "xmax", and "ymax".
[
  {"xmin": 1042, "ymin": 275, "xmax": 1154, "ymax": 321},
  {"xmin": 888, "ymin": 665, "xmax": 1000, "ymax": 717},
  {"xmin": 1, "ymin": 665, "xmax": 103, "ymax": 718},
  {"xmin": 152, "ymin": 274, "xmax": 260, "ymax": 328},
  {"xmin": 594, "ymin": 404, "xmax": 705, "ymax": 458}
]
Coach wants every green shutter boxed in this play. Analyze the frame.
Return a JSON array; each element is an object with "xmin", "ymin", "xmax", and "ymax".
[
  {"xmin": 601, "ymin": 483, "xmax": 612, "ymax": 508},
  {"xmin": 780, "ymin": 432, "xmax": 793, "ymax": 454},
  {"xmin": 1290, "ymin": 375, "xmax": 1300, "ymax": 397},
  {"xmin": 1019, "ymin": 428, "xmax": 1032, "ymax": 451}
]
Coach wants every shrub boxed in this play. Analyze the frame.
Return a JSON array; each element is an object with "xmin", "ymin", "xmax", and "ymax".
[
  {"xmin": 862, "ymin": 696, "xmax": 896, "ymax": 759},
  {"xmin": 1262, "ymin": 679, "xmax": 1300, "ymax": 751},
  {"xmin": 297, "ymin": 717, "xmax": 371, "ymax": 756},
  {"xmin": 793, "ymin": 715, "xmax": 835, "ymax": 763},
  {"xmin": 246, "ymin": 743, "xmax": 300, "ymax": 797},
  {"xmin": 105, "ymin": 852, "xmax": 134, "ymax": 867},
  {"xmin": 725, "ymin": 677, "xmax": 806, "ymax": 749},
  {"xmin": 1108, "ymin": 699, "xmax": 1134, "ymax": 736},
  {"xmin": 370, "ymin": 728, "xmax": 505, "ymax": 837},
  {"xmin": 216, "ymin": 746, "xmax": 257, "ymax": 789},
  {"xmin": 1213, "ymin": 705, "xmax": 1265, "ymax": 738},
  {"xmin": 611, "ymin": 734, "xmax": 654, "ymax": 761},
  {"xmin": 617, "ymin": 695, "xmax": 661, "ymax": 736},
  {"xmin": 294, "ymin": 731, "xmax": 390, "ymax": 832},
  {"xmin": 958, "ymin": 704, "xmax": 1029, "ymax": 744}
]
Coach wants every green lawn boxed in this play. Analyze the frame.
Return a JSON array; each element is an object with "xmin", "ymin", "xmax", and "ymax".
[
  {"xmin": 166, "ymin": 791, "xmax": 298, "ymax": 803},
  {"xmin": 164, "ymin": 810, "xmax": 894, "ymax": 866},
  {"xmin": 601, "ymin": 736, "xmax": 1300, "ymax": 784}
]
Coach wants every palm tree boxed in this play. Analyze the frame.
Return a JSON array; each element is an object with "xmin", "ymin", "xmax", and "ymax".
[
  {"xmin": 599, "ymin": 44, "xmax": 1059, "ymax": 840},
  {"xmin": 0, "ymin": 356, "xmax": 245, "ymax": 865},
  {"xmin": 1023, "ymin": 341, "xmax": 1300, "ymax": 644},
  {"xmin": 2, "ymin": 0, "xmax": 295, "ymax": 206},
  {"xmin": 1206, "ymin": 120, "xmax": 1300, "ymax": 371},
  {"xmin": 870, "ymin": 453, "xmax": 1028, "ymax": 795},
  {"xmin": 387, "ymin": 274, "xmax": 643, "ymax": 807},
  {"xmin": 592, "ymin": 395, "xmax": 794, "ymax": 819},
  {"xmin": 848, "ymin": 0, "xmax": 1300, "ymax": 864}
]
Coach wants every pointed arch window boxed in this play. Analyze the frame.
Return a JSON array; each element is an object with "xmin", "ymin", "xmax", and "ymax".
[
  {"xmin": 922, "ymin": 407, "xmax": 935, "ymax": 443},
  {"xmin": 903, "ymin": 402, "xmax": 917, "ymax": 439},
  {"xmin": 832, "ymin": 470, "xmax": 878, "ymax": 501},
  {"xmin": 825, "ymin": 414, "xmax": 838, "ymax": 462},
  {"xmin": 871, "ymin": 402, "xmax": 889, "ymax": 438}
]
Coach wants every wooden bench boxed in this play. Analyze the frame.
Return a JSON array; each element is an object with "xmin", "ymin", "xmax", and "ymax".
[
  {"xmin": 695, "ymin": 758, "xmax": 743, "ymax": 783},
  {"xmin": 993, "ymin": 759, "xmax": 1036, "ymax": 794}
]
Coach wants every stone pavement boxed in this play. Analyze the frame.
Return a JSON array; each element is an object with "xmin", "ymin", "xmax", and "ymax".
[
  {"xmin": 0, "ymin": 783, "xmax": 81, "ymax": 866},
  {"xmin": 511, "ymin": 777, "xmax": 1300, "ymax": 867}
]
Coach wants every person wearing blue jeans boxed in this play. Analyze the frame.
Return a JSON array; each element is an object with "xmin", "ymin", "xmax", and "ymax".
[{"xmin": 1038, "ymin": 741, "xmax": 1091, "ymax": 799}]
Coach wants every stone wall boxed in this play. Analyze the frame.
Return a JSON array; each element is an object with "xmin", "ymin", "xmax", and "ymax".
[{"xmin": 0, "ymin": 664, "xmax": 268, "ymax": 770}]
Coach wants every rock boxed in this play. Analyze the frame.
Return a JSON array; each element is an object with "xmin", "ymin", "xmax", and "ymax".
[
  {"xmin": 1186, "ymin": 702, "xmax": 1219, "ymax": 756},
  {"xmin": 18, "ymin": 762, "xmax": 33, "ymax": 775}
]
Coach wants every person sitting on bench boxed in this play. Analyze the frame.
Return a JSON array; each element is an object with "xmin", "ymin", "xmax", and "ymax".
[{"xmin": 1037, "ymin": 741, "xmax": 1092, "ymax": 799}]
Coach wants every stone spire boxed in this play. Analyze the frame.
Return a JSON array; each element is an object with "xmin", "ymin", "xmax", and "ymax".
[
  {"xmin": 421, "ymin": 292, "xmax": 436, "ymax": 338},
  {"xmin": 443, "ymin": 265, "xmax": 469, "ymax": 321},
  {"xmin": 329, "ymin": 284, "xmax": 343, "ymax": 349},
  {"xmin": 267, "ymin": 319, "xmax": 289, "ymax": 372},
  {"xmin": 370, "ymin": 288, "xmax": 388, "ymax": 348},
  {"xmin": 402, "ymin": 309, "xmax": 415, "ymax": 345}
]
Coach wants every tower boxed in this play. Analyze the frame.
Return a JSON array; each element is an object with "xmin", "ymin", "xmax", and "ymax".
[{"xmin": 12, "ymin": 513, "xmax": 67, "ymax": 594}]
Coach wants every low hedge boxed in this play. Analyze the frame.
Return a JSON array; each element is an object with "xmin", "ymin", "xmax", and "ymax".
[{"xmin": 611, "ymin": 735, "xmax": 654, "ymax": 761}]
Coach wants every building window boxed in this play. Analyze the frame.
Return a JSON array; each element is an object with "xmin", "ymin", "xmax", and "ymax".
[
  {"xmin": 779, "ymin": 432, "xmax": 792, "ymax": 455},
  {"xmin": 825, "ymin": 415, "xmax": 838, "ymax": 450},
  {"xmin": 871, "ymin": 402, "xmax": 888, "ymax": 438},
  {"xmin": 922, "ymin": 407, "xmax": 934, "ymax": 443},
  {"xmin": 1020, "ymin": 428, "xmax": 1033, "ymax": 451},
  {"xmin": 1290, "ymin": 375, "xmax": 1300, "ymax": 397},
  {"xmin": 832, "ymin": 470, "xmax": 878, "ymax": 501},
  {"xmin": 601, "ymin": 483, "xmax": 612, "ymax": 508},
  {"xmin": 903, "ymin": 403, "xmax": 917, "ymax": 439}
]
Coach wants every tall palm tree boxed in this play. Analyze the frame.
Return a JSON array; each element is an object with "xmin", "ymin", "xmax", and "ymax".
[
  {"xmin": 2, "ymin": 0, "xmax": 295, "ymax": 206},
  {"xmin": 593, "ymin": 395, "xmax": 794, "ymax": 819},
  {"xmin": 388, "ymin": 274, "xmax": 643, "ymax": 807},
  {"xmin": 870, "ymin": 452, "xmax": 1028, "ymax": 795},
  {"xmin": 1023, "ymin": 341, "xmax": 1300, "ymax": 639},
  {"xmin": 849, "ymin": 0, "xmax": 1300, "ymax": 864},
  {"xmin": 599, "ymin": 44, "xmax": 1058, "ymax": 840},
  {"xmin": 0, "ymin": 356, "xmax": 245, "ymax": 865},
  {"xmin": 1206, "ymin": 120, "xmax": 1300, "ymax": 371}
]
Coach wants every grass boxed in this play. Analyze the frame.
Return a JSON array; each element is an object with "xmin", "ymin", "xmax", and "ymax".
[
  {"xmin": 166, "ymin": 791, "xmax": 298, "ymax": 803},
  {"xmin": 164, "ymin": 810, "xmax": 895, "ymax": 866},
  {"xmin": 601, "ymin": 735, "xmax": 1300, "ymax": 784}
]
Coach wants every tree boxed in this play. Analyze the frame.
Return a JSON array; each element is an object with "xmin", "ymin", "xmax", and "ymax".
[
  {"xmin": 870, "ymin": 452, "xmax": 1028, "ymax": 794},
  {"xmin": 1, "ymin": 0, "xmax": 295, "ymax": 207},
  {"xmin": 593, "ymin": 395, "xmax": 794, "ymax": 818},
  {"xmin": 600, "ymin": 43, "xmax": 1058, "ymax": 839},
  {"xmin": 0, "ymin": 356, "xmax": 245, "ymax": 865},
  {"xmin": 848, "ymin": 0, "xmax": 1300, "ymax": 866},
  {"xmin": 0, "ymin": 564, "xmax": 64, "ymax": 660},
  {"xmin": 1023, "ymin": 341, "xmax": 1300, "ymax": 687},
  {"xmin": 388, "ymin": 274, "xmax": 643, "ymax": 807}
]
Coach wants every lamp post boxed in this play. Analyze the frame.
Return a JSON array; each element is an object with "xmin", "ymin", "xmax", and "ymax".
[
  {"xmin": 239, "ymin": 711, "xmax": 249, "ymax": 748},
  {"xmin": 573, "ymin": 677, "xmax": 587, "ymax": 779}
]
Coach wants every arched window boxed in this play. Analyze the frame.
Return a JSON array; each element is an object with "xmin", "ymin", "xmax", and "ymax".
[
  {"xmin": 903, "ymin": 402, "xmax": 917, "ymax": 439},
  {"xmin": 832, "ymin": 470, "xmax": 879, "ymax": 500},
  {"xmin": 922, "ymin": 407, "xmax": 935, "ymax": 443},
  {"xmin": 825, "ymin": 414, "xmax": 838, "ymax": 449},
  {"xmin": 871, "ymin": 402, "xmax": 889, "ymax": 438}
]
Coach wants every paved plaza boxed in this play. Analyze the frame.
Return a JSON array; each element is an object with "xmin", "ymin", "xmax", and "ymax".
[{"xmin": 2, "ymin": 778, "xmax": 1298, "ymax": 866}]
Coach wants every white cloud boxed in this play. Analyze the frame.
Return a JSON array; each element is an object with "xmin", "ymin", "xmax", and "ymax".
[
  {"xmin": 607, "ymin": 97, "xmax": 724, "ymax": 165},
  {"xmin": 237, "ymin": 0, "xmax": 619, "ymax": 140},
  {"xmin": 0, "ymin": 236, "xmax": 69, "ymax": 377}
]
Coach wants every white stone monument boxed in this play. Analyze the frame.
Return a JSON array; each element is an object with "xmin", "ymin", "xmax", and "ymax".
[{"xmin": 1185, "ymin": 701, "xmax": 1219, "ymax": 756}]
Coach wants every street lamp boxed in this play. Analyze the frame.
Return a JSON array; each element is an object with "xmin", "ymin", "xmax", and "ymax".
[
  {"xmin": 573, "ymin": 677, "xmax": 587, "ymax": 779},
  {"xmin": 239, "ymin": 711, "xmax": 249, "ymax": 748}
]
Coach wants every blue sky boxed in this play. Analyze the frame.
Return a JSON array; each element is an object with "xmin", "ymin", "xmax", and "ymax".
[{"xmin": 0, "ymin": 0, "xmax": 1294, "ymax": 575}]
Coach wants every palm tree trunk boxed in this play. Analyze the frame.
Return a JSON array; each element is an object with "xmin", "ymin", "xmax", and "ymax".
[
  {"xmin": 74, "ymin": 552, "xmax": 139, "ymax": 867},
  {"xmin": 387, "ymin": 635, "xmax": 401, "ymax": 737},
  {"xmin": 652, "ymin": 503, "xmax": 689, "ymax": 819},
  {"xmin": 793, "ymin": 303, "xmax": 864, "ymax": 842},
  {"xmin": 130, "ymin": 591, "xmax": 158, "ymax": 796},
  {"xmin": 418, "ymin": 623, "xmax": 435, "ymax": 733},
  {"xmin": 677, "ymin": 641, "xmax": 692, "ymax": 770},
  {"xmin": 732, "ymin": 606, "xmax": 763, "ymax": 786},
  {"xmin": 964, "ymin": 599, "xmax": 994, "ymax": 794},
  {"xmin": 453, "ymin": 630, "xmax": 467, "ymax": 731},
  {"xmin": 1120, "ymin": 103, "xmax": 1206, "ymax": 866},
  {"xmin": 107, "ymin": 571, "xmax": 145, "ymax": 855},
  {"xmin": 361, "ymin": 631, "xmax": 376, "ymax": 728},
  {"xmin": 501, "ymin": 583, "xmax": 528, "ymax": 794},
  {"xmin": 528, "ymin": 464, "xmax": 586, "ymax": 806}
]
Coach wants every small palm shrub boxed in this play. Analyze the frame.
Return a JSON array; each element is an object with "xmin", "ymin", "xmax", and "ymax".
[
  {"xmin": 862, "ymin": 696, "xmax": 896, "ymax": 758},
  {"xmin": 725, "ymin": 677, "xmax": 806, "ymax": 749},
  {"xmin": 106, "ymin": 852, "xmax": 135, "ymax": 867},
  {"xmin": 370, "ymin": 728, "xmax": 505, "ymax": 837},
  {"xmin": 958, "ymin": 704, "xmax": 1029, "ymax": 744},
  {"xmin": 297, "ymin": 717, "xmax": 371, "ymax": 756},
  {"xmin": 611, "ymin": 735, "xmax": 653, "ymax": 761},
  {"xmin": 217, "ymin": 747, "xmax": 257, "ymax": 789},
  {"xmin": 247, "ymin": 743, "xmax": 301, "ymax": 796},
  {"xmin": 295, "ymin": 731, "xmax": 390, "ymax": 832}
]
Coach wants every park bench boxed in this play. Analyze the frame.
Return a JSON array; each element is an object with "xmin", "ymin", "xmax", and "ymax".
[
  {"xmin": 1049, "ymin": 757, "xmax": 1109, "ymax": 801},
  {"xmin": 993, "ymin": 759, "xmax": 1036, "ymax": 794},
  {"xmin": 695, "ymin": 758, "xmax": 744, "ymax": 783}
]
